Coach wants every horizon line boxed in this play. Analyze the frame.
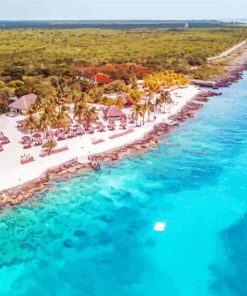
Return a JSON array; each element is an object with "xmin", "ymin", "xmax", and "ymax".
[{"xmin": 0, "ymin": 18, "xmax": 229, "ymax": 22}]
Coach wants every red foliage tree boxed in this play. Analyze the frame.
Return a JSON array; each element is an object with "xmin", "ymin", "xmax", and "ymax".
[
  {"xmin": 116, "ymin": 64, "xmax": 130, "ymax": 73},
  {"xmin": 132, "ymin": 64, "xmax": 151, "ymax": 78},
  {"xmin": 95, "ymin": 73, "xmax": 112, "ymax": 85},
  {"xmin": 82, "ymin": 66, "xmax": 98, "ymax": 79},
  {"xmin": 98, "ymin": 64, "xmax": 116, "ymax": 73}
]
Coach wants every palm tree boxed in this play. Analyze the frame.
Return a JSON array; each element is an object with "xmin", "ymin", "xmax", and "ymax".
[
  {"xmin": 144, "ymin": 75, "xmax": 161, "ymax": 93},
  {"xmin": 42, "ymin": 140, "xmax": 57, "ymax": 155},
  {"xmin": 0, "ymin": 96, "xmax": 8, "ymax": 113},
  {"xmin": 82, "ymin": 106, "xmax": 98, "ymax": 130},
  {"xmin": 89, "ymin": 86, "xmax": 103, "ymax": 104},
  {"xmin": 26, "ymin": 97, "xmax": 42, "ymax": 115},
  {"xmin": 128, "ymin": 89, "xmax": 143, "ymax": 105},
  {"xmin": 163, "ymin": 91, "xmax": 173, "ymax": 113},
  {"xmin": 146, "ymin": 102, "xmax": 154, "ymax": 122},
  {"xmin": 115, "ymin": 96, "xmax": 124, "ymax": 109},
  {"xmin": 72, "ymin": 91, "xmax": 89, "ymax": 114},
  {"xmin": 74, "ymin": 101, "xmax": 86, "ymax": 123},
  {"xmin": 132, "ymin": 103, "xmax": 144, "ymax": 127},
  {"xmin": 56, "ymin": 105, "xmax": 70, "ymax": 128},
  {"xmin": 141, "ymin": 101, "xmax": 154, "ymax": 124},
  {"xmin": 154, "ymin": 96, "xmax": 162, "ymax": 115},
  {"xmin": 24, "ymin": 115, "xmax": 38, "ymax": 136},
  {"xmin": 79, "ymin": 78, "xmax": 94, "ymax": 93},
  {"xmin": 38, "ymin": 109, "xmax": 54, "ymax": 138},
  {"xmin": 129, "ymin": 74, "xmax": 138, "ymax": 89},
  {"xmin": 159, "ymin": 91, "xmax": 173, "ymax": 113}
]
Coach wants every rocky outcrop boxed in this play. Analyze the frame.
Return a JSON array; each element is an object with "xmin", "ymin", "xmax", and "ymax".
[{"xmin": 213, "ymin": 62, "xmax": 247, "ymax": 88}]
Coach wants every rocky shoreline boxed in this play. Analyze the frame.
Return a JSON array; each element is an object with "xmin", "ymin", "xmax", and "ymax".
[
  {"xmin": 213, "ymin": 62, "xmax": 247, "ymax": 88},
  {"xmin": 193, "ymin": 62, "xmax": 247, "ymax": 89},
  {"xmin": 0, "ymin": 90, "xmax": 221, "ymax": 208}
]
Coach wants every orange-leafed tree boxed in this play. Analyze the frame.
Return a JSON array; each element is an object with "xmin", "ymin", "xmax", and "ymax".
[{"xmin": 95, "ymin": 73, "xmax": 112, "ymax": 85}]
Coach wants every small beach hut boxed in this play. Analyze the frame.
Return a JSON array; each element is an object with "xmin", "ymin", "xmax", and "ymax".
[
  {"xmin": 9, "ymin": 94, "xmax": 37, "ymax": 114},
  {"xmin": 103, "ymin": 105, "xmax": 126, "ymax": 121}
]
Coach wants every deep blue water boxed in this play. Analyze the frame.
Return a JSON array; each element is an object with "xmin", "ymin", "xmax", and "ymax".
[{"xmin": 1, "ymin": 73, "xmax": 247, "ymax": 295}]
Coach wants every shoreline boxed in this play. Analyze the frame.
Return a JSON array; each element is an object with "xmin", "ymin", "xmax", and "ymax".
[
  {"xmin": 191, "ymin": 62, "xmax": 247, "ymax": 89},
  {"xmin": 2, "ymin": 41, "xmax": 247, "ymax": 207},
  {"xmin": 193, "ymin": 41, "xmax": 247, "ymax": 89},
  {"xmin": 0, "ymin": 90, "xmax": 220, "ymax": 207}
]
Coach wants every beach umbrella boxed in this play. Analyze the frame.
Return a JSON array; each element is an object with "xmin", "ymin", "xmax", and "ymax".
[
  {"xmin": 17, "ymin": 120, "xmax": 25, "ymax": 127},
  {"xmin": 47, "ymin": 135, "xmax": 54, "ymax": 141},
  {"xmin": 33, "ymin": 133, "xmax": 42, "ymax": 138},
  {"xmin": 46, "ymin": 130, "xmax": 55, "ymax": 136},
  {"xmin": 88, "ymin": 126, "xmax": 94, "ymax": 133},
  {"xmin": 77, "ymin": 127, "xmax": 85, "ymax": 134},
  {"xmin": 68, "ymin": 130, "xmax": 75, "ymax": 137},
  {"xmin": 22, "ymin": 135, "xmax": 31, "ymax": 142}
]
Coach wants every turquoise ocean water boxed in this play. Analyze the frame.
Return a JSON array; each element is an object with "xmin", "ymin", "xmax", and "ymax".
[{"xmin": 1, "ymin": 73, "xmax": 247, "ymax": 296}]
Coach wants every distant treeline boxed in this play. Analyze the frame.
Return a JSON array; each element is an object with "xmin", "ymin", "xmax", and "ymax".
[
  {"xmin": 0, "ymin": 27, "xmax": 246, "ymax": 81},
  {"xmin": 0, "ymin": 20, "xmax": 235, "ymax": 30}
]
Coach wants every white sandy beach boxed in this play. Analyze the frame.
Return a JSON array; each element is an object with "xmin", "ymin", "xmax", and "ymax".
[{"xmin": 0, "ymin": 85, "xmax": 201, "ymax": 192}]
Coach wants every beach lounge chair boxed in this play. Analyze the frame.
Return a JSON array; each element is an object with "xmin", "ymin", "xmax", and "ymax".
[
  {"xmin": 23, "ymin": 143, "xmax": 32, "ymax": 149},
  {"xmin": 2, "ymin": 136, "xmax": 10, "ymax": 144},
  {"xmin": 88, "ymin": 127, "xmax": 94, "ymax": 134}
]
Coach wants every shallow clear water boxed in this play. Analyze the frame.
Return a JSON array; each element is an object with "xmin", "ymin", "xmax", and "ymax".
[{"xmin": 1, "ymin": 74, "xmax": 247, "ymax": 296}]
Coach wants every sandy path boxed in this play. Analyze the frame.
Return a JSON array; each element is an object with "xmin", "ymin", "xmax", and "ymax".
[{"xmin": 207, "ymin": 40, "xmax": 247, "ymax": 61}]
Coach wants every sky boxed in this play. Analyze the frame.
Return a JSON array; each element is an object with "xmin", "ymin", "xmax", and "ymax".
[{"xmin": 0, "ymin": 0, "xmax": 246, "ymax": 20}]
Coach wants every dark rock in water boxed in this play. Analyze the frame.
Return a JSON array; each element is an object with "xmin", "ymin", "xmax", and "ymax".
[
  {"xmin": 126, "ymin": 228, "xmax": 135, "ymax": 235},
  {"xmin": 99, "ymin": 237, "xmax": 112, "ymax": 245},
  {"xmin": 63, "ymin": 239, "xmax": 74, "ymax": 248},
  {"xmin": 97, "ymin": 233, "xmax": 112, "ymax": 245},
  {"xmin": 20, "ymin": 243, "xmax": 34, "ymax": 250},
  {"xmin": 97, "ymin": 215, "xmax": 113, "ymax": 223},
  {"xmin": 73, "ymin": 230, "xmax": 87, "ymax": 237}
]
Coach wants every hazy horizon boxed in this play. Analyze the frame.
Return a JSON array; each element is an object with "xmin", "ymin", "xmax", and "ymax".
[
  {"xmin": 0, "ymin": 0, "xmax": 246, "ymax": 21},
  {"xmin": 0, "ymin": 19, "xmax": 245, "ymax": 23}
]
